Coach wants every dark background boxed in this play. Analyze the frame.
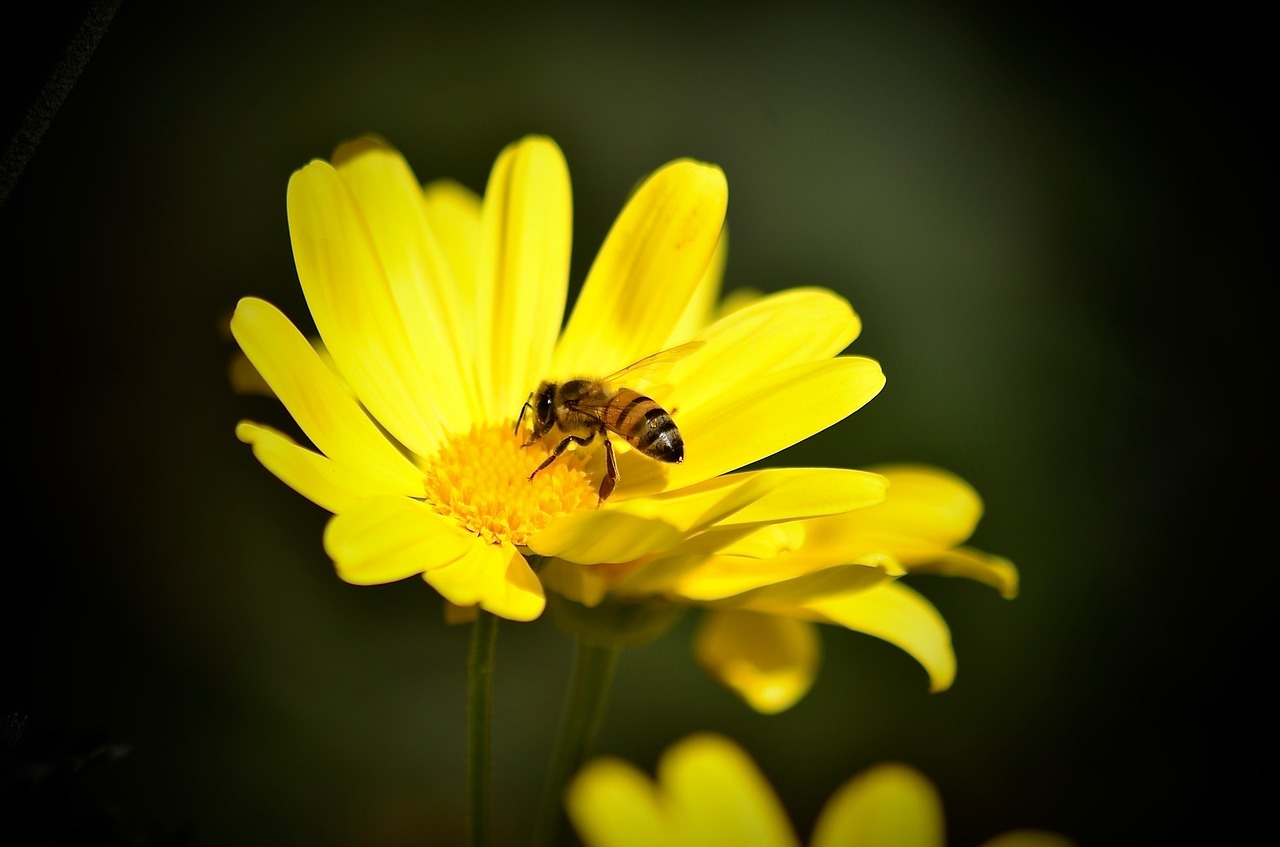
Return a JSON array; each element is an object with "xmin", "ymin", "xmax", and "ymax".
[{"xmin": 3, "ymin": 2, "xmax": 1272, "ymax": 845}]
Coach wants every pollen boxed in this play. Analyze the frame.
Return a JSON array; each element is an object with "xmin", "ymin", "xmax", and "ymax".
[{"xmin": 422, "ymin": 423, "xmax": 598, "ymax": 547}]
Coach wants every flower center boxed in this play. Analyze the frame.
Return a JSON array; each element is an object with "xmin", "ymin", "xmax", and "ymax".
[{"xmin": 422, "ymin": 423, "xmax": 598, "ymax": 547}]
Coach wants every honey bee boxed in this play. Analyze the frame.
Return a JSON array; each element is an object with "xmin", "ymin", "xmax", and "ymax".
[{"xmin": 516, "ymin": 341, "xmax": 703, "ymax": 503}]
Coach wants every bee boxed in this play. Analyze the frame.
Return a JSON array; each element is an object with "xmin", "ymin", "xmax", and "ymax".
[{"xmin": 516, "ymin": 341, "xmax": 702, "ymax": 503}]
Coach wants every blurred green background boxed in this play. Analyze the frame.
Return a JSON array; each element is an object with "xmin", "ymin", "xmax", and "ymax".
[{"xmin": 3, "ymin": 2, "xmax": 1269, "ymax": 845}]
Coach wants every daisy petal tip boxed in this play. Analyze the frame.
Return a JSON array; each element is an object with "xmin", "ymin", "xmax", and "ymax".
[{"xmin": 490, "ymin": 555, "xmax": 548, "ymax": 621}]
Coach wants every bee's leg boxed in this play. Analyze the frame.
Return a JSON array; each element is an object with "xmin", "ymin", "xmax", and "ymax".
[
  {"xmin": 598, "ymin": 435, "xmax": 618, "ymax": 504},
  {"xmin": 515, "ymin": 393, "xmax": 533, "ymax": 436},
  {"xmin": 529, "ymin": 432, "xmax": 595, "ymax": 480}
]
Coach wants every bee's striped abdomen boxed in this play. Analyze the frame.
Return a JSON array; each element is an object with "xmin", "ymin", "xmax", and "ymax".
[{"xmin": 611, "ymin": 389, "xmax": 684, "ymax": 463}]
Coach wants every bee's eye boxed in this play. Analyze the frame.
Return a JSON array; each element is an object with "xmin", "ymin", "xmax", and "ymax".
[{"xmin": 537, "ymin": 390, "xmax": 554, "ymax": 420}]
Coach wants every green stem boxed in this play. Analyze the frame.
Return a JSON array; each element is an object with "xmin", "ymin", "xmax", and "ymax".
[
  {"xmin": 531, "ymin": 636, "xmax": 621, "ymax": 847},
  {"xmin": 468, "ymin": 610, "xmax": 499, "ymax": 847}
]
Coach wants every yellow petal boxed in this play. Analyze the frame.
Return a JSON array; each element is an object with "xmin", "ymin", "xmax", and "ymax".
[
  {"xmin": 907, "ymin": 547, "xmax": 1019, "ymax": 598},
  {"xmin": 235, "ymin": 422, "xmax": 411, "ymax": 514},
  {"xmin": 704, "ymin": 522, "xmax": 807, "ymax": 559},
  {"xmin": 615, "ymin": 534, "xmax": 900, "ymax": 601},
  {"xmin": 693, "ymin": 611, "xmax": 820, "ymax": 714},
  {"xmin": 851, "ymin": 464, "xmax": 985, "ymax": 548},
  {"xmin": 287, "ymin": 160, "xmax": 449, "ymax": 457},
  {"xmin": 663, "ymin": 287, "xmax": 862, "ymax": 412},
  {"xmin": 230, "ymin": 298, "xmax": 425, "ymax": 493},
  {"xmin": 805, "ymin": 582, "xmax": 956, "ymax": 692},
  {"xmin": 424, "ymin": 541, "xmax": 545, "ymax": 621},
  {"xmin": 717, "ymin": 562, "xmax": 899, "ymax": 608},
  {"xmin": 665, "ymin": 227, "xmax": 728, "ymax": 346},
  {"xmin": 566, "ymin": 758, "xmax": 669, "ymax": 847},
  {"xmin": 335, "ymin": 143, "xmax": 478, "ymax": 423},
  {"xmin": 811, "ymin": 763, "xmax": 945, "ymax": 847},
  {"xmin": 613, "ymin": 468, "xmax": 885, "ymax": 530},
  {"xmin": 700, "ymin": 468, "xmax": 887, "ymax": 529},
  {"xmin": 538, "ymin": 557, "xmax": 611, "ymax": 607},
  {"xmin": 554, "ymin": 159, "xmax": 728, "ymax": 377},
  {"xmin": 474, "ymin": 136, "xmax": 572, "ymax": 420},
  {"xmin": 979, "ymin": 832, "xmax": 1080, "ymax": 847},
  {"xmin": 816, "ymin": 465, "xmax": 1018, "ymax": 595},
  {"xmin": 550, "ymin": 468, "xmax": 886, "ymax": 562},
  {"xmin": 422, "ymin": 178, "xmax": 482, "ymax": 319},
  {"xmin": 659, "ymin": 734, "xmax": 800, "ymax": 847},
  {"xmin": 657, "ymin": 357, "xmax": 886, "ymax": 494},
  {"xmin": 323, "ymin": 496, "xmax": 477, "ymax": 585},
  {"xmin": 526, "ymin": 510, "xmax": 685, "ymax": 564},
  {"xmin": 230, "ymin": 333, "xmax": 348, "ymax": 399}
]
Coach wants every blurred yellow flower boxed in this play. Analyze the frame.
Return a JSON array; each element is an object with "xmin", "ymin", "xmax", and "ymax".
[
  {"xmin": 566, "ymin": 733, "xmax": 1076, "ymax": 847},
  {"xmin": 231, "ymin": 135, "xmax": 888, "ymax": 622},
  {"xmin": 552, "ymin": 462, "xmax": 1020, "ymax": 713}
]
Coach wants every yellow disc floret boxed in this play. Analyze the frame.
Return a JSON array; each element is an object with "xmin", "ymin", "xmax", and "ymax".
[{"xmin": 422, "ymin": 423, "xmax": 597, "ymax": 547}]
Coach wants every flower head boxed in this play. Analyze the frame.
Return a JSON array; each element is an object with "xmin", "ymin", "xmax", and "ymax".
[
  {"xmin": 566, "ymin": 733, "xmax": 1077, "ymax": 847},
  {"xmin": 232, "ymin": 136, "xmax": 887, "ymax": 621}
]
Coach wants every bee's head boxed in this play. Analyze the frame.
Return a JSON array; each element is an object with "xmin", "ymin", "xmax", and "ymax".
[{"xmin": 523, "ymin": 381, "xmax": 558, "ymax": 440}]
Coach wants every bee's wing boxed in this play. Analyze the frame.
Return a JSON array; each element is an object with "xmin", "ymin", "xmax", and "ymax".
[
  {"xmin": 602, "ymin": 340, "xmax": 705, "ymax": 386},
  {"xmin": 566, "ymin": 388, "xmax": 646, "ymax": 417}
]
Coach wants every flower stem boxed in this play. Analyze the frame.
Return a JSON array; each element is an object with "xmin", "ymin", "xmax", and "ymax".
[
  {"xmin": 468, "ymin": 609, "xmax": 499, "ymax": 847},
  {"xmin": 530, "ymin": 636, "xmax": 621, "ymax": 847}
]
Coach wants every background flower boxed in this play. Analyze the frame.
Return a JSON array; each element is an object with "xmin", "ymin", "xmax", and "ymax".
[
  {"xmin": 567, "ymin": 733, "xmax": 1077, "ymax": 847},
  {"xmin": 4, "ymin": 2, "xmax": 1265, "ymax": 846}
]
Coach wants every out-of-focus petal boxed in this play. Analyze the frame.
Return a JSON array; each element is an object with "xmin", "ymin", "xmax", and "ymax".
[
  {"xmin": 716, "ymin": 286, "xmax": 764, "ymax": 316},
  {"xmin": 473, "ymin": 136, "xmax": 572, "ymax": 420},
  {"xmin": 554, "ymin": 160, "xmax": 727, "ymax": 377},
  {"xmin": 323, "ymin": 495, "xmax": 477, "ymax": 585},
  {"xmin": 538, "ymin": 557, "xmax": 611, "ymax": 608},
  {"xmin": 693, "ymin": 610, "xmax": 820, "ymax": 714},
  {"xmin": 566, "ymin": 758, "xmax": 669, "ymax": 847},
  {"xmin": 660, "ymin": 734, "xmax": 800, "ymax": 847},
  {"xmin": 230, "ymin": 297, "xmax": 425, "ymax": 493},
  {"xmin": 811, "ymin": 762, "xmax": 945, "ymax": 847},
  {"xmin": 228, "ymin": 335, "xmax": 346, "ymax": 399}
]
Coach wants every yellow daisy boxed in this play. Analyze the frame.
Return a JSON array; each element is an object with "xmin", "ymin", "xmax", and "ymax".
[
  {"xmin": 231, "ymin": 135, "xmax": 888, "ymax": 622},
  {"xmin": 566, "ymin": 733, "xmax": 1077, "ymax": 847}
]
